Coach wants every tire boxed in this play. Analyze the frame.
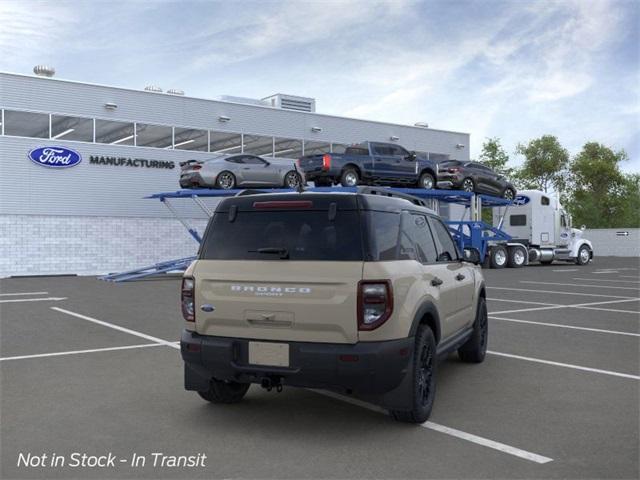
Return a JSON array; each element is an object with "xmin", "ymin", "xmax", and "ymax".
[
  {"xmin": 507, "ymin": 246, "xmax": 526, "ymax": 268},
  {"xmin": 576, "ymin": 245, "xmax": 591, "ymax": 265},
  {"xmin": 503, "ymin": 188, "xmax": 516, "ymax": 201},
  {"xmin": 216, "ymin": 171, "xmax": 236, "ymax": 190},
  {"xmin": 198, "ymin": 378, "xmax": 250, "ymax": 404},
  {"xmin": 458, "ymin": 296, "xmax": 488, "ymax": 363},
  {"xmin": 418, "ymin": 172, "xmax": 435, "ymax": 190},
  {"xmin": 489, "ymin": 245, "xmax": 508, "ymax": 269},
  {"xmin": 340, "ymin": 168, "xmax": 359, "ymax": 187},
  {"xmin": 283, "ymin": 170, "xmax": 302, "ymax": 189},
  {"xmin": 461, "ymin": 177, "xmax": 475, "ymax": 192},
  {"xmin": 390, "ymin": 325, "xmax": 437, "ymax": 424}
]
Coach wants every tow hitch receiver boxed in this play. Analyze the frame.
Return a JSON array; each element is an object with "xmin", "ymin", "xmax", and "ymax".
[{"xmin": 260, "ymin": 377, "xmax": 283, "ymax": 392}]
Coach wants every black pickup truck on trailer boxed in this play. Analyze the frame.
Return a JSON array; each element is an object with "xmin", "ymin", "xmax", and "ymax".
[{"xmin": 297, "ymin": 141, "xmax": 439, "ymax": 189}]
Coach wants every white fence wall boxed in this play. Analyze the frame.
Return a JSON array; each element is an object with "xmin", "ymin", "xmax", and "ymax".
[
  {"xmin": 0, "ymin": 215, "xmax": 207, "ymax": 277},
  {"xmin": 584, "ymin": 228, "xmax": 640, "ymax": 257}
]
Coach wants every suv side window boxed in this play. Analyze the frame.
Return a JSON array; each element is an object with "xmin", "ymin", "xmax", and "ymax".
[
  {"xmin": 400, "ymin": 212, "xmax": 438, "ymax": 263},
  {"xmin": 429, "ymin": 217, "xmax": 459, "ymax": 262}
]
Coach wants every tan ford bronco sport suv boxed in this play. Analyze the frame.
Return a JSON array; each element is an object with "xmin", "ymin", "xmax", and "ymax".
[{"xmin": 180, "ymin": 188, "xmax": 487, "ymax": 423}]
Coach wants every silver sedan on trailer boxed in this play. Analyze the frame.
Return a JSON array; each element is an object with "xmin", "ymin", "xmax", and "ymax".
[{"xmin": 179, "ymin": 154, "xmax": 304, "ymax": 190}]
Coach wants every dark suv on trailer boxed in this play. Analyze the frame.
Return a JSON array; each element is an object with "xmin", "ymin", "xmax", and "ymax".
[
  {"xmin": 437, "ymin": 160, "xmax": 516, "ymax": 200},
  {"xmin": 180, "ymin": 188, "xmax": 488, "ymax": 423}
]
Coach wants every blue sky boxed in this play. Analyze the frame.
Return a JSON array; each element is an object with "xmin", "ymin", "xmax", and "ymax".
[{"xmin": 1, "ymin": 0, "xmax": 638, "ymax": 172}]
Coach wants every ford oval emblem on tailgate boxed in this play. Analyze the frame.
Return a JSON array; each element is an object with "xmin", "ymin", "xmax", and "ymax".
[{"xmin": 28, "ymin": 146, "xmax": 82, "ymax": 168}]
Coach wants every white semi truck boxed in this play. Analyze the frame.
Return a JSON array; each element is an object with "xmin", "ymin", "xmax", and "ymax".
[{"xmin": 488, "ymin": 190, "xmax": 594, "ymax": 268}]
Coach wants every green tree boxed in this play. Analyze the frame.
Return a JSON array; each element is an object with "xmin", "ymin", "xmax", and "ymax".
[
  {"xmin": 565, "ymin": 142, "xmax": 638, "ymax": 228},
  {"xmin": 516, "ymin": 135, "xmax": 569, "ymax": 193},
  {"xmin": 479, "ymin": 137, "xmax": 512, "ymax": 176}
]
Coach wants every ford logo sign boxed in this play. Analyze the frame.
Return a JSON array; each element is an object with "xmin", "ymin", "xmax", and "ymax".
[
  {"xmin": 28, "ymin": 146, "xmax": 82, "ymax": 168},
  {"xmin": 513, "ymin": 195, "xmax": 530, "ymax": 206}
]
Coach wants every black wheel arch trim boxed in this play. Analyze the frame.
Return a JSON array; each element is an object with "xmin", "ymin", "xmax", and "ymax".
[
  {"xmin": 409, "ymin": 301, "xmax": 442, "ymax": 344},
  {"xmin": 419, "ymin": 168, "xmax": 436, "ymax": 178}
]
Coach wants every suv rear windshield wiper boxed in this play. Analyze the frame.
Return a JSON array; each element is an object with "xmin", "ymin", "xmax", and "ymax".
[{"xmin": 249, "ymin": 247, "xmax": 290, "ymax": 259}]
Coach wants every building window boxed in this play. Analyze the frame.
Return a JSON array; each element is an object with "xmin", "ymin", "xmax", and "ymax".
[
  {"xmin": 210, "ymin": 131, "xmax": 243, "ymax": 154},
  {"xmin": 173, "ymin": 127, "xmax": 208, "ymax": 151},
  {"xmin": 135, "ymin": 123, "xmax": 173, "ymax": 148},
  {"xmin": 273, "ymin": 137, "xmax": 303, "ymax": 159},
  {"xmin": 243, "ymin": 134, "xmax": 274, "ymax": 156},
  {"xmin": 95, "ymin": 119, "xmax": 135, "ymax": 145},
  {"xmin": 3, "ymin": 110, "xmax": 49, "ymax": 138},
  {"xmin": 303, "ymin": 140, "xmax": 331, "ymax": 156},
  {"xmin": 51, "ymin": 114, "xmax": 93, "ymax": 142}
]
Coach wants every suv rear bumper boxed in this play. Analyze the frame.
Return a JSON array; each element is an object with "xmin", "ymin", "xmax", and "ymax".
[{"xmin": 181, "ymin": 329, "xmax": 413, "ymax": 395}]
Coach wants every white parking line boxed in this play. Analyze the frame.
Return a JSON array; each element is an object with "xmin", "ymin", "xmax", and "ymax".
[
  {"xmin": 489, "ymin": 298, "xmax": 558, "ymax": 306},
  {"xmin": 310, "ymin": 390, "xmax": 553, "ymax": 464},
  {"xmin": 0, "ymin": 297, "xmax": 67, "ymax": 304},
  {"xmin": 491, "ymin": 305, "xmax": 565, "ymax": 315},
  {"xmin": 0, "ymin": 291, "xmax": 49, "ymax": 296},
  {"xmin": 51, "ymin": 307, "xmax": 180, "ymax": 349},
  {"xmin": 620, "ymin": 275, "xmax": 640, "ymax": 279},
  {"xmin": 488, "ymin": 286, "xmax": 637, "ymax": 299},
  {"xmin": 576, "ymin": 306, "xmax": 640, "ymax": 315},
  {"xmin": 490, "ymin": 298, "xmax": 640, "ymax": 315},
  {"xmin": 0, "ymin": 343, "xmax": 164, "ymax": 362},
  {"xmin": 422, "ymin": 422, "xmax": 553, "ymax": 464},
  {"xmin": 487, "ymin": 351, "xmax": 640, "ymax": 380},
  {"xmin": 552, "ymin": 269, "xmax": 579, "ymax": 272},
  {"xmin": 490, "ymin": 316, "xmax": 640, "ymax": 337},
  {"xmin": 572, "ymin": 278, "xmax": 640, "ymax": 284},
  {"xmin": 520, "ymin": 281, "xmax": 640, "ymax": 291}
]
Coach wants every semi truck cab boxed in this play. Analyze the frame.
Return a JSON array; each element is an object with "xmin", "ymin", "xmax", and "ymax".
[{"xmin": 493, "ymin": 190, "xmax": 593, "ymax": 266}]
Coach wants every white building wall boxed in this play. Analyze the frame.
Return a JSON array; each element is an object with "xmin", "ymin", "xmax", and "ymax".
[
  {"xmin": 0, "ymin": 215, "xmax": 207, "ymax": 277},
  {"xmin": 584, "ymin": 228, "xmax": 640, "ymax": 257}
]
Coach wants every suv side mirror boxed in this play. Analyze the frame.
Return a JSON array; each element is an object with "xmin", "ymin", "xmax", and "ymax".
[
  {"xmin": 407, "ymin": 151, "xmax": 417, "ymax": 161},
  {"xmin": 463, "ymin": 248, "xmax": 481, "ymax": 265}
]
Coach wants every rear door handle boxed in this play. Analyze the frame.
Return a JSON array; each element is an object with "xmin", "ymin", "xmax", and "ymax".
[
  {"xmin": 456, "ymin": 274, "xmax": 466, "ymax": 281},
  {"xmin": 431, "ymin": 277, "xmax": 443, "ymax": 287}
]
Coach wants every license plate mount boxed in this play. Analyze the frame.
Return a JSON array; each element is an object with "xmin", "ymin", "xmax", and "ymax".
[{"xmin": 248, "ymin": 341, "xmax": 290, "ymax": 367}]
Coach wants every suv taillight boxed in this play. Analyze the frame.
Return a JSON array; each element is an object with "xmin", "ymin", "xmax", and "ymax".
[
  {"xmin": 181, "ymin": 277, "xmax": 195, "ymax": 322},
  {"xmin": 322, "ymin": 154, "xmax": 332, "ymax": 171},
  {"xmin": 358, "ymin": 280, "xmax": 393, "ymax": 330},
  {"xmin": 192, "ymin": 165, "xmax": 202, "ymax": 170}
]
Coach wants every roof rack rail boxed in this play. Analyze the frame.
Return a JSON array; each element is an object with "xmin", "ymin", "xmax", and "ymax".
[{"xmin": 356, "ymin": 186, "xmax": 428, "ymax": 207}]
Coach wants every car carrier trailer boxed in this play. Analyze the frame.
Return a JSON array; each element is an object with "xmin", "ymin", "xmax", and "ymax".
[{"xmin": 100, "ymin": 186, "xmax": 593, "ymax": 282}]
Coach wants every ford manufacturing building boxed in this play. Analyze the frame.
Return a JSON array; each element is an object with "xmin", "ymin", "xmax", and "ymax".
[{"xmin": 0, "ymin": 69, "xmax": 470, "ymax": 278}]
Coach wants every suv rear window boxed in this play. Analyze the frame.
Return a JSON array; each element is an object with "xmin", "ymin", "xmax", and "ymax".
[{"xmin": 200, "ymin": 210, "xmax": 363, "ymax": 261}]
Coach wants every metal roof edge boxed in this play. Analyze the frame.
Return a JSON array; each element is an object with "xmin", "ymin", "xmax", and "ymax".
[{"xmin": 0, "ymin": 71, "xmax": 470, "ymax": 137}]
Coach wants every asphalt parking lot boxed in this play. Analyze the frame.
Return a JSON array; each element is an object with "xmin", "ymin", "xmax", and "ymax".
[{"xmin": 1, "ymin": 256, "xmax": 638, "ymax": 479}]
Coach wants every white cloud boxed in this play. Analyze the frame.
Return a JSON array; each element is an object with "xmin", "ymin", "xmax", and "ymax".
[{"xmin": 0, "ymin": 1, "xmax": 77, "ymax": 68}]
